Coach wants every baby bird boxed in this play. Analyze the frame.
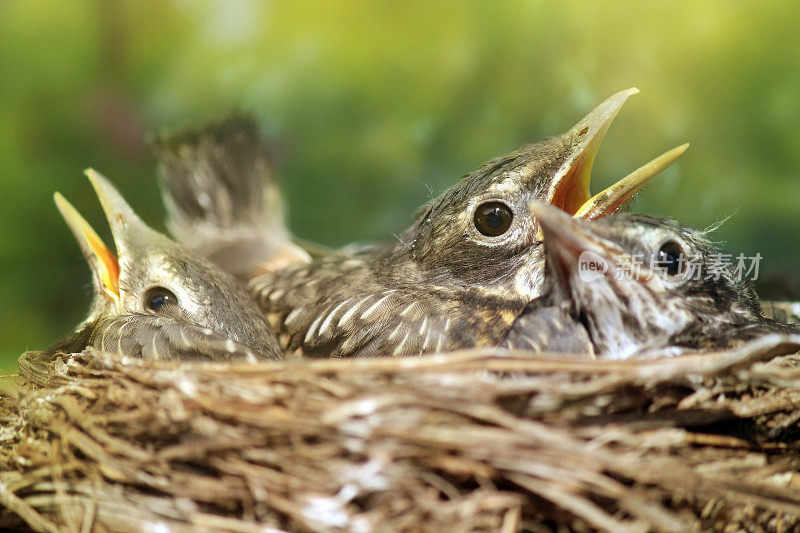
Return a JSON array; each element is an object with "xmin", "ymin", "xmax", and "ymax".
[
  {"xmin": 47, "ymin": 170, "xmax": 283, "ymax": 361},
  {"xmin": 159, "ymin": 90, "xmax": 687, "ymax": 357},
  {"xmin": 507, "ymin": 203, "xmax": 797, "ymax": 359}
]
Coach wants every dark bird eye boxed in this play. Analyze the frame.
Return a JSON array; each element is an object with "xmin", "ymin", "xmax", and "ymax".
[
  {"xmin": 474, "ymin": 201, "xmax": 513, "ymax": 237},
  {"xmin": 656, "ymin": 241, "xmax": 686, "ymax": 276},
  {"xmin": 145, "ymin": 287, "xmax": 179, "ymax": 312}
]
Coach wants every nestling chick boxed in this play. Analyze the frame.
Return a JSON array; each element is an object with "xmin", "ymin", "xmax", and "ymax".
[
  {"xmin": 507, "ymin": 203, "xmax": 797, "ymax": 359},
  {"xmin": 48, "ymin": 170, "xmax": 283, "ymax": 361}
]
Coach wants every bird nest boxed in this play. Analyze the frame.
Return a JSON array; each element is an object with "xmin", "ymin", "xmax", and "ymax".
[{"xmin": 4, "ymin": 337, "xmax": 800, "ymax": 532}]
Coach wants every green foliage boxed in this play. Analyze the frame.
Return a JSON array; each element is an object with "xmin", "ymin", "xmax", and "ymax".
[{"xmin": 2, "ymin": 1, "xmax": 799, "ymax": 369}]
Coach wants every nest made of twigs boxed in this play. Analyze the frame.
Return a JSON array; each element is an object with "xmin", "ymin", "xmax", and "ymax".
[{"xmin": 4, "ymin": 335, "xmax": 800, "ymax": 532}]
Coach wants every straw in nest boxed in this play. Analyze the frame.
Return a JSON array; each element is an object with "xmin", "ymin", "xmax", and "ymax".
[{"xmin": 3, "ymin": 334, "xmax": 800, "ymax": 531}]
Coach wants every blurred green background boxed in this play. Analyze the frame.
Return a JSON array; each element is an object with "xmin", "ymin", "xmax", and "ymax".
[{"xmin": 2, "ymin": 1, "xmax": 800, "ymax": 372}]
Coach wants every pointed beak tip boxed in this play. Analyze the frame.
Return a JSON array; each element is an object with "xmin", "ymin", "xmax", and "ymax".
[
  {"xmin": 84, "ymin": 168, "xmax": 121, "ymax": 206},
  {"xmin": 82, "ymin": 168, "xmax": 139, "ymax": 229},
  {"xmin": 53, "ymin": 192, "xmax": 81, "ymax": 224},
  {"xmin": 568, "ymin": 88, "xmax": 641, "ymax": 143},
  {"xmin": 84, "ymin": 167, "xmax": 107, "ymax": 193},
  {"xmin": 528, "ymin": 199, "xmax": 548, "ymax": 217},
  {"xmin": 599, "ymin": 87, "xmax": 639, "ymax": 112},
  {"xmin": 529, "ymin": 201, "xmax": 567, "ymax": 230},
  {"xmin": 53, "ymin": 192, "xmax": 72, "ymax": 222},
  {"xmin": 602, "ymin": 87, "xmax": 638, "ymax": 112}
]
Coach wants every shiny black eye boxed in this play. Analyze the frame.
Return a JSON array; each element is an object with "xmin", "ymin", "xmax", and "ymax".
[
  {"xmin": 656, "ymin": 241, "xmax": 686, "ymax": 276},
  {"xmin": 473, "ymin": 201, "xmax": 513, "ymax": 237},
  {"xmin": 145, "ymin": 287, "xmax": 179, "ymax": 312}
]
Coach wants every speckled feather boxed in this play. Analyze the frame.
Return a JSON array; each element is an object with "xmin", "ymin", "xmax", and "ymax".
[
  {"xmin": 503, "ymin": 300, "xmax": 594, "ymax": 355},
  {"xmin": 254, "ymin": 248, "xmax": 524, "ymax": 357},
  {"xmin": 89, "ymin": 313, "xmax": 260, "ymax": 362}
]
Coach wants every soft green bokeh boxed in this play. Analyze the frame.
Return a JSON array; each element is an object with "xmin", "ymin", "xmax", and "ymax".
[{"xmin": 2, "ymin": 1, "xmax": 799, "ymax": 372}]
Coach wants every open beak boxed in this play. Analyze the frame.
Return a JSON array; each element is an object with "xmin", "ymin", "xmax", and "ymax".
[
  {"xmin": 54, "ymin": 169, "xmax": 151, "ymax": 309},
  {"xmin": 54, "ymin": 192, "xmax": 121, "ymax": 307},
  {"xmin": 546, "ymin": 88, "xmax": 688, "ymax": 220}
]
